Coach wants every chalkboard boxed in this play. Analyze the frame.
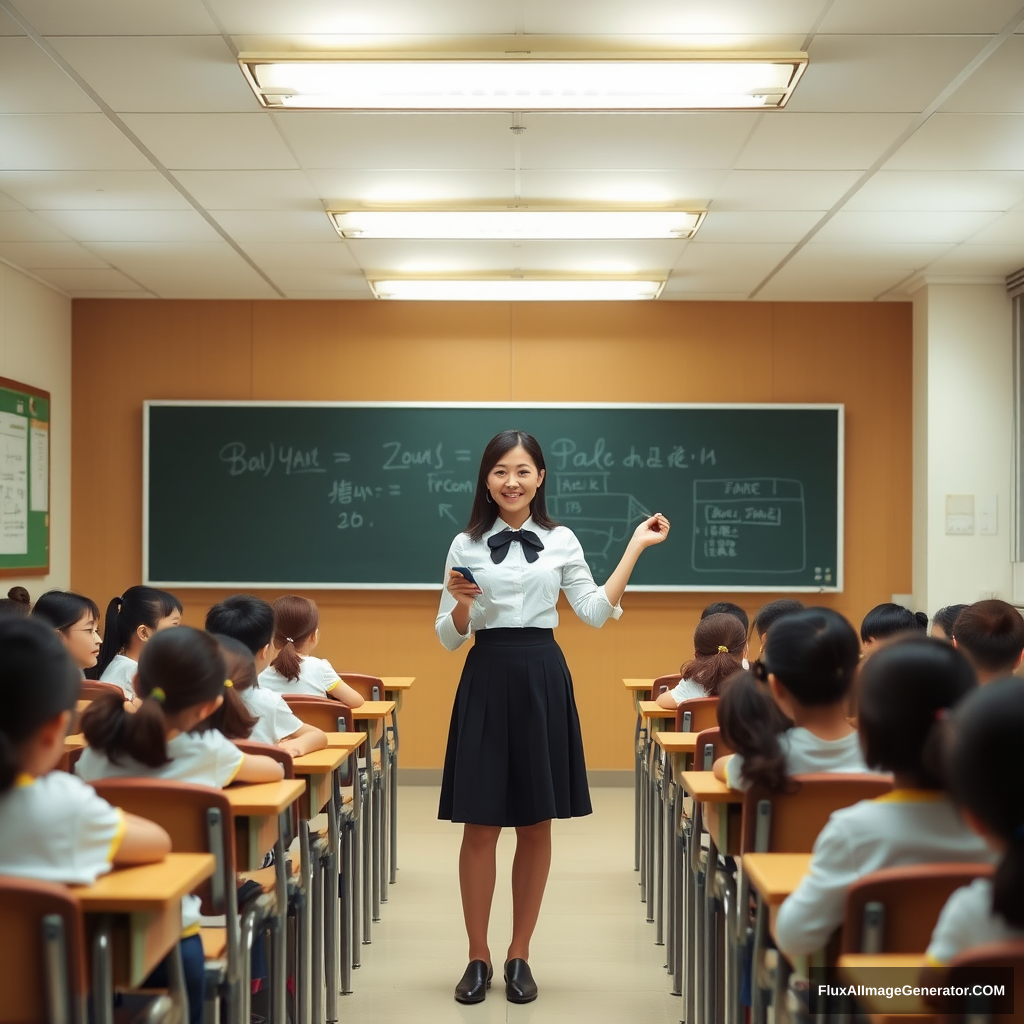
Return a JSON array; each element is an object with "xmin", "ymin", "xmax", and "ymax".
[
  {"xmin": 144, "ymin": 402, "xmax": 843, "ymax": 592},
  {"xmin": 0, "ymin": 376, "xmax": 50, "ymax": 577}
]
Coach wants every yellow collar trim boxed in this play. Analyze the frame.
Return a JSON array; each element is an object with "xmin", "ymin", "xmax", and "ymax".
[
  {"xmin": 874, "ymin": 789, "xmax": 944, "ymax": 804},
  {"xmin": 14, "ymin": 773, "xmax": 35, "ymax": 788}
]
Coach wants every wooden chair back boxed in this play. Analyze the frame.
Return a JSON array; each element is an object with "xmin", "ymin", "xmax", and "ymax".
[
  {"xmin": 338, "ymin": 674, "xmax": 386, "ymax": 702},
  {"xmin": 650, "ymin": 673, "xmax": 681, "ymax": 702},
  {"xmin": 234, "ymin": 742, "xmax": 297, "ymax": 835},
  {"xmin": 940, "ymin": 939, "xmax": 1024, "ymax": 1021},
  {"xmin": 693, "ymin": 727, "xmax": 733, "ymax": 770},
  {"xmin": 57, "ymin": 746, "xmax": 85, "ymax": 775},
  {"xmin": 282, "ymin": 696, "xmax": 355, "ymax": 734},
  {"xmin": 0, "ymin": 876, "xmax": 87, "ymax": 1024},
  {"xmin": 79, "ymin": 680, "xmax": 125, "ymax": 702},
  {"xmin": 674, "ymin": 696, "xmax": 719, "ymax": 733}
]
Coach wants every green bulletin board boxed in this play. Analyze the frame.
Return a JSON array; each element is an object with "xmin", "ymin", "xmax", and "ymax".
[{"xmin": 0, "ymin": 377, "xmax": 50, "ymax": 576}]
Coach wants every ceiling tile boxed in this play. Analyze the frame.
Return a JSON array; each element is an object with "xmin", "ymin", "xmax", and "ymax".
[
  {"xmin": 693, "ymin": 210, "xmax": 823, "ymax": 242},
  {"xmin": 0, "ymin": 113, "xmax": 151, "ymax": 169},
  {"xmin": 711, "ymin": 169, "xmax": 860, "ymax": 210},
  {"xmin": 811, "ymin": 210, "xmax": 1001, "ymax": 245},
  {"xmin": 820, "ymin": 0, "xmax": 1023, "ymax": 34},
  {"xmin": 211, "ymin": 211, "xmax": 338, "ymax": 242},
  {"xmin": 885, "ymin": 114, "xmax": 1024, "ymax": 170},
  {"xmin": 308, "ymin": 168, "xmax": 515, "ymax": 205},
  {"xmin": 0, "ymin": 8, "xmax": 22, "ymax": 34},
  {"xmin": 0, "ymin": 38, "xmax": 97, "ymax": 113},
  {"xmin": 0, "ymin": 169, "xmax": 190, "ymax": 210},
  {"xmin": 519, "ymin": 169, "xmax": 726, "ymax": 205},
  {"xmin": 29, "ymin": 266, "xmax": 144, "ymax": 292},
  {"xmin": 120, "ymin": 113, "xmax": 299, "ymax": 170},
  {"xmin": 283, "ymin": 286, "xmax": 374, "ymax": 299},
  {"xmin": 960, "ymin": 211, "xmax": 1024, "ymax": 246},
  {"xmin": 239, "ymin": 243, "xmax": 364, "ymax": 289},
  {"xmin": 174, "ymin": 170, "xmax": 322, "ymax": 210},
  {"xmin": 38, "ymin": 209, "xmax": 221, "ymax": 242},
  {"xmin": 736, "ymin": 113, "xmax": 914, "ymax": 170},
  {"xmin": 521, "ymin": 113, "xmax": 760, "ymax": 170},
  {"xmin": 0, "ymin": 189, "xmax": 23, "ymax": 211},
  {"xmin": 941, "ymin": 36, "xmax": 1024, "ymax": 114},
  {"xmin": 0, "ymin": 210, "xmax": 70, "ymax": 241},
  {"xmin": 924, "ymin": 244, "xmax": 1024, "ymax": 277},
  {"xmin": 0, "ymin": 240, "xmax": 108, "ymax": 267},
  {"xmin": 14, "ymin": 0, "xmax": 217, "ymax": 33},
  {"xmin": 845, "ymin": 170, "xmax": 1024, "ymax": 211},
  {"xmin": 669, "ymin": 242, "xmax": 793, "ymax": 293},
  {"xmin": 660, "ymin": 288, "xmax": 752, "ymax": 301}
]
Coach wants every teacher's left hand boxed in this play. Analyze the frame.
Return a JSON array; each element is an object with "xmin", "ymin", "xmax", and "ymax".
[{"xmin": 633, "ymin": 512, "xmax": 670, "ymax": 547}]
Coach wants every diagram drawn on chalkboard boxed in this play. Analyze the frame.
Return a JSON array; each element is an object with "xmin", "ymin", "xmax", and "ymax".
[{"xmin": 547, "ymin": 471, "xmax": 652, "ymax": 563}]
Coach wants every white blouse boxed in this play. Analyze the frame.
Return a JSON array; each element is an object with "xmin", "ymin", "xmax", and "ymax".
[{"xmin": 435, "ymin": 516, "xmax": 621, "ymax": 651}]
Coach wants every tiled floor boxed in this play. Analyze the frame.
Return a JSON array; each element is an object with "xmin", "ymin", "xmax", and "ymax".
[{"xmin": 342, "ymin": 786, "xmax": 678, "ymax": 1023}]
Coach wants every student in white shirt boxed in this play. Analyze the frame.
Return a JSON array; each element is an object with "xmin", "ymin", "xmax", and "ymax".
[
  {"xmin": 31, "ymin": 589, "xmax": 102, "ymax": 673},
  {"xmin": 774, "ymin": 637, "xmax": 990, "ymax": 959},
  {"xmin": 951, "ymin": 599, "xmax": 1024, "ymax": 684},
  {"xmin": 655, "ymin": 611, "xmax": 746, "ymax": 708},
  {"xmin": 437, "ymin": 429, "xmax": 670, "ymax": 1005},
  {"xmin": 257, "ymin": 594, "xmax": 365, "ymax": 707},
  {"xmin": 93, "ymin": 585, "xmax": 182, "ymax": 700},
  {"xmin": 714, "ymin": 608, "xmax": 868, "ymax": 791}
]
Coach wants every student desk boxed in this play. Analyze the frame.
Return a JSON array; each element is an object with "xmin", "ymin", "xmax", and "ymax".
[
  {"xmin": 836, "ymin": 954, "xmax": 931, "ymax": 1017},
  {"xmin": 742, "ymin": 852, "xmax": 812, "ymax": 936},
  {"xmin": 225, "ymin": 779, "xmax": 306, "ymax": 872},
  {"xmin": 379, "ymin": 677, "xmax": 414, "ymax": 884},
  {"xmin": 638, "ymin": 700, "xmax": 676, "ymax": 939},
  {"xmin": 64, "ymin": 732, "xmax": 86, "ymax": 749},
  {"xmin": 624, "ymin": 679, "xmax": 653, "ymax": 876}
]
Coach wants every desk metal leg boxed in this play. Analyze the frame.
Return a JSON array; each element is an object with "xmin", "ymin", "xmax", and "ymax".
[
  {"xmin": 704, "ymin": 835, "xmax": 720, "ymax": 1024},
  {"xmin": 311, "ymin": 850, "xmax": 324, "ymax": 1024},
  {"xmin": 378, "ymin": 730, "xmax": 388, "ymax": 907},
  {"xmin": 361, "ymin": 767, "xmax": 373, "ymax": 942},
  {"xmin": 665, "ymin": 780, "xmax": 675, "ymax": 969},
  {"xmin": 272, "ymin": 824, "xmax": 288, "ymax": 1024},
  {"xmin": 325, "ymin": 779, "xmax": 341, "ymax": 1024},
  {"xmin": 388, "ymin": 704, "xmax": 399, "ymax": 885},
  {"xmin": 655, "ymin": 762, "xmax": 665, "ymax": 944},
  {"xmin": 90, "ymin": 916, "xmax": 114, "ymax": 1024},
  {"xmin": 341, "ymin": 816, "xmax": 354, "ymax": 994},
  {"xmin": 683, "ymin": 815, "xmax": 695, "ymax": 1024},
  {"xmin": 639, "ymin": 724, "xmax": 648, "ymax": 904},
  {"xmin": 670, "ymin": 793, "xmax": 684, "ymax": 997},
  {"xmin": 297, "ymin": 821, "xmax": 313, "ymax": 1024},
  {"xmin": 633, "ymin": 711, "xmax": 642, "ymax": 873},
  {"xmin": 645, "ymin": 751, "xmax": 656, "ymax": 924},
  {"xmin": 751, "ymin": 894, "xmax": 768, "ymax": 1024}
]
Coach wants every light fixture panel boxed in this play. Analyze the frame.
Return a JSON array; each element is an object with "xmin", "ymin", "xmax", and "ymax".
[{"xmin": 369, "ymin": 278, "xmax": 666, "ymax": 301}]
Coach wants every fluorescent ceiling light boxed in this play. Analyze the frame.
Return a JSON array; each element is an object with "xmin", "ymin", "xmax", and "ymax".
[
  {"xmin": 240, "ymin": 52, "xmax": 807, "ymax": 111},
  {"xmin": 330, "ymin": 209, "xmax": 705, "ymax": 240},
  {"xmin": 369, "ymin": 279, "xmax": 665, "ymax": 301}
]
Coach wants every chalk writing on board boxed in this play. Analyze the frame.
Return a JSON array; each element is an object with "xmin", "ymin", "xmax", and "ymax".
[
  {"xmin": 220, "ymin": 442, "xmax": 325, "ymax": 476},
  {"xmin": 382, "ymin": 440, "xmax": 444, "ymax": 470},
  {"xmin": 548, "ymin": 471, "xmax": 651, "ymax": 561},
  {"xmin": 692, "ymin": 478, "xmax": 806, "ymax": 574}
]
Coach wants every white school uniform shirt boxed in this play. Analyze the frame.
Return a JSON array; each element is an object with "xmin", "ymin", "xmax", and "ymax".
[
  {"xmin": 242, "ymin": 686, "xmax": 303, "ymax": 745},
  {"xmin": 774, "ymin": 791, "xmax": 995, "ymax": 959},
  {"xmin": 725, "ymin": 728, "xmax": 869, "ymax": 791},
  {"xmin": 435, "ymin": 516, "xmax": 621, "ymax": 650},
  {"xmin": 99, "ymin": 653, "xmax": 138, "ymax": 699},
  {"xmin": 259, "ymin": 655, "xmax": 341, "ymax": 698},
  {"xmin": 926, "ymin": 877, "xmax": 1024, "ymax": 966},
  {"xmin": 669, "ymin": 679, "xmax": 712, "ymax": 704},
  {"xmin": 0, "ymin": 771, "xmax": 125, "ymax": 885}
]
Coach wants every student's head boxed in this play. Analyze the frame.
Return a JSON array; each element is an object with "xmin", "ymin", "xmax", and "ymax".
[
  {"xmin": 270, "ymin": 595, "xmax": 320, "ymax": 682},
  {"xmin": 701, "ymin": 601, "xmax": 749, "ymax": 635},
  {"xmin": 751, "ymin": 599, "xmax": 804, "ymax": 645},
  {"xmin": 31, "ymin": 590, "xmax": 102, "ymax": 670},
  {"xmin": 857, "ymin": 635, "xmax": 976, "ymax": 788},
  {"xmin": 951, "ymin": 600, "xmax": 1024, "ymax": 681},
  {"xmin": 716, "ymin": 669, "xmax": 794, "ymax": 794},
  {"xmin": 205, "ymin": 595, "xmax": 275, "ymax": 668},
  {"xmin": 679, "ymin": 612, "xmax": 746, "ymax": 697},
  {"xmin": 0, "ymin": 585, "xmax": 31, "ymax": 619},
  {"xmin": 0, "ymin": 617, "xmax": 82, "ymax": 790},
  {"xmin": 81, "ymin": 626, "xmax": 226, "ymax": 769},
  {"xmin": 931, "ymin": 604, "xmax": 967, "ymax": 641},
  {"xmin": 203, "ymin": 634, "xmax": 258, "ymax": 740},
  {"xmin": 946, "ymin": 677, "xmax": 1024, "ymax": 928},
  {"xmin": 465, "ymin": 429, "xmax": 558, "ymax": 541},
  {"xmin": 95, "ymin": 585, "xmax": 182, "ymax": 677},
  {"xmin": 860, "ymin": 602, "xmax": 928, "ymax": 647}
]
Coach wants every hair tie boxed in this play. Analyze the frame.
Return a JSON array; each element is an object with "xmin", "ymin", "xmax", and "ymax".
[
  {"xmin": 717, "ymin": 645, "xmax": 729, "ymax": 654},
  {"xmin": 224, "ymin": 679, "xmax": 233, "ymax": 688},
  {"xmin": 934, "ymin": 707, "xmax": 949, "ymax": 721},
  {"xmin": 285, "ymin": 637, "xmax": 295, "ymax": 644},
  {"xmin": 150, "ymin": 687, "xmax": 166, "ymax": 704},
  {"xmin": 751, "ymin": 660, "xmax": 768, "ymax": 682}
]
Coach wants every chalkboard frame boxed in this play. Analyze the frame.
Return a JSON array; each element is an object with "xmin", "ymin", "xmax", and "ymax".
[{"xmin": 143, "ymin": 400, "xmax": 844, "ymax": 593}]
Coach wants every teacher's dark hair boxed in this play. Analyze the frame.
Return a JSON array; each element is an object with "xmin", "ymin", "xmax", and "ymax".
[{"xmin": 465, "ymin": 430, "xmax": 559, "ymax": 542}]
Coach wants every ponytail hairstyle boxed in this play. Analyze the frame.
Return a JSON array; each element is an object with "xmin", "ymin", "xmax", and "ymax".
[
  {"xmin": 858, "ymin": 635, "xmax": 976, "ymax": 789},
  {"xmin": 92, "ymin": 585, "xmax": 182, "ymax": 680},
  {"xmin": 860, "ymin": 602, "xmax": 928, "ymax": 643},
  {"xmin": 931, "ymin": 604, "xmax": 968, "ymax": 641},
  {"xmin": 0, "ymin": 585, "xmax": 31, "ymax": 619},
  {"xmin": 762, "ymin": 607, "xmax": 861, "ymax": 707},
  {"xmin": 464, "ymin": 430, "xmax": 559, "ymax": 542},
  {"xmin": 270, "ymin": 595, "xmax": 320, "ymax": 683},
  {"xmin": 82, "ymin": 626, "xmax": 226, "ymax": 769},
  {"xmin": 946, "ymin": 677, "xmax": 1024, "ymax": 928},
  {"xmin": 751, "ymin": 598, "xmax": 804, "ymax": 641},
  {"xmin": 204, "ymin": 634, "xmax": 258, "ymax": 740},
  {"xmin": 679, "ymin": 612, "xmax": 746, "ymax": 697},
  {"xmin": 951, "ymin": 599, "xmax": 1024, "ymax": 676},
  {"xmin": 0, "ymin": 618, "xmax": 81, "ymax": 792},
  {"xmin": 717, "ymin": 668, "xmax": 794, "ymax": 793},
  {"xmin": 31, "ymin": 589, "xmax": 100, "ymax": 633}
]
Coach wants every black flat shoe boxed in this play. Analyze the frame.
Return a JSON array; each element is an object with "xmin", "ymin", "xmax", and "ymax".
[
  {"xmin": 504, "ymin": 958, "xmax": 538, "ymax": 1003},
  {"xmin": 454, "ymin": 960, "xmax": 493, "ymax": 1004}
]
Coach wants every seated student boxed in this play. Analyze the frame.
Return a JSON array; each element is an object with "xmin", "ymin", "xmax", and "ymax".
[
  {"xmin": 258, "ymin": 595, "xmax": 364, "ymax": 707},
  {"xmin": 750, "ymin": 598, "xmax": 804, "ymax": 656},
  {"xmin": 713, "ymin": 608, "xmax": 868, "ymax": 790},
  {"xmin": 31, "ymin": 589, "xmax": 102, "ymax": 674},
  {"xmin": 93, "ymin": 585, "xmax": 182, "ymax": 699},
  {"xmin": 860, "ymin": 602, "xmax": 928, "ymax": 650},
  {"xmin": 774, "ymin": 637, "xmax": 991, "ymax": 960},
  {"xmin": 656, "ymin": 612, "xmax": 746, "ymax": 708},
  {"xmin": 701, "ymin": 600, "xmax": 750, "ymax": 666},
  {"xmin": 715, "ymin": 670, "xmax": 794, "ymax": 792},
  {"xmin": 0, "ymin": 585, "xmax": 30, "ymax": 619},
  {"xmin": 931, "ymin": 603, "xmax": 968, "ymax": 641},
  {"xmin": 922, "ymin": 677, "xmax": 1024, "ymax": 983},
  {"xmin": 951, "ymin": 599, "xmax": 1024, "ymax": 684}
]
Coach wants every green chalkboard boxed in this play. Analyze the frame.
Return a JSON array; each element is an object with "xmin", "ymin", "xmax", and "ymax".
[
  {"xmin": 144, "ymin": 402, "xmax": 843, "ymax": 592},
  {"xmin": 0, "ymin": 377, "xmax": 50, "ymax": 577}
]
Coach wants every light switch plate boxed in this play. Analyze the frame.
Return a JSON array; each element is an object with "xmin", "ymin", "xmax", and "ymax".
[{"xmin": 946, "ymin": 494, "xmax": 975, "ymax": 535}]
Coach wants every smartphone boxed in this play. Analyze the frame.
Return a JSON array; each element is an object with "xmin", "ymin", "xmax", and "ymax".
[{"xmin": 451, "ymin": 566, "xmax": 479, "ymax": 586}]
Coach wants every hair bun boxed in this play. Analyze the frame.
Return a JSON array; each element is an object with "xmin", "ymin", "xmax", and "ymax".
[{"xmin": 6, "ymin": 586, "xmax": 29, "ymax": 606}]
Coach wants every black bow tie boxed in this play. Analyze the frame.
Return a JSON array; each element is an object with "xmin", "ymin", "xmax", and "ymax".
[{"xmin": 487, "ymin": 528, "xmax": 545, "ymax": 564}]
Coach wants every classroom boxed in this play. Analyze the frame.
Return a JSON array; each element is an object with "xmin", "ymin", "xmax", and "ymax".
[{"xmin": 2, "ymin": 2, "xmax": 1024, "ymax": 1023}]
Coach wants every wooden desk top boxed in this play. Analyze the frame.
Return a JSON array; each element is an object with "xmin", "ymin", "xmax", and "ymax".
[
  {"xmin": 352, "ymin": 700, "xmax": 396, "ymax": 719},
  {"xmin": 64, "ymin": 733, "xmax": 86, "ymax": 750},
  {"xmin": 291, "ymin": 747, "xmax": 347, "ymax": 774},
  {"xmin": 225, "ymin": 779, "xmax": 305, "ymax": 816},
  {"xmin": 379, "ymin": 677, "xmax": 415, "ymax": 690},
  {"xmin": 742, "ymin": 853, "xmax": 812, "ymax": 905},
  {"xmin": 72, "ymin": 853, "xmax": 215, "ymax": 913},
  {"xmin": 639, "ymin": 700, "xmax": 676, "ymax": 719},
  {"xmin": 837, "ymin": 954, "xmax": 930, "ymax": 1016},
  {"xmin": 678, "ymin": 771, "xmax": 744, "ymax": 802},
  {"xmin": 324, "ymin": 732, "xmax": 367, "ymax": 752},
  {"xmin": 623, "ymin": 678, "xmax": 654, "ymax": 691},
  {"xmin": 656, "ymin": 732, "xmax": 699, "ymax": 754}
]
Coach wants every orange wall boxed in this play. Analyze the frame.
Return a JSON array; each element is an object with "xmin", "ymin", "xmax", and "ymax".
[{"xmin": 71, "ymin": 299, "xmax": 912, "ymax": 770}]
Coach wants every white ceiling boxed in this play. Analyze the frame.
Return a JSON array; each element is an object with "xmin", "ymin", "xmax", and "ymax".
[{"xmin": 0, "ymin": 0, "xmax": 1023, "ymax": 301}]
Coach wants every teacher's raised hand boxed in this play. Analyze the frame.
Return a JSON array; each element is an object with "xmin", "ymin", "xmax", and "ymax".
[{"xmin": 632, "ymin": 512, "xmax": 671, "ymax": 547}]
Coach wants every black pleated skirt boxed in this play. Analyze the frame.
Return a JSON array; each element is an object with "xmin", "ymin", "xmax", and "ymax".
[{"xmin": 438, "ymin": 627, "xmax": 593, "ymax": 827}]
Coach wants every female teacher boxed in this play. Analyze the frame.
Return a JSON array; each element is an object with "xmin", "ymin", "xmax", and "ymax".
[{"xmin": 435, "ymin": 429, "xmax": 670, "ymax": 1005}]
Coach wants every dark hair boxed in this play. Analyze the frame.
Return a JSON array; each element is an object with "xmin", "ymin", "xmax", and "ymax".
[
  {"xmin": 464, "ymin": 430, "xmax": 559, "ymax": 542},
  {"xmin": 858, "ymin": 636, "xmax": 976, "ymax": 788},
  {"xmin": 203, "ymin": 635, "xmax": 258, "ymax": 740},
  {"xmin": 762, "ymin": 607, "xmax": 860, "ymax": 706},
  {"xmin": 270, "ymin": 595, "xmax": 319, "ymax": 683},
  {"xmin": 0, "ymin": 618, "xmax": 81, "ymax": 792},
  {"xmin": 82, "ymin": 626, "xmax": 226, "ymax": 769},
  {"xmin": 932, "ymin": 604, "xmax": 968, "ymax": 641},
  {"xmin": 701, "ymin": 601, "xmax": 749, "ymax": 634},
  {"xmin": 947, "ymin": 678, "xmax": 1024, "ymax": 928},
  {"xmin": 0, "ymin": 586, "xmax": 31, "ymax": 619},
  {"xmin": 92, "ymin": 586, "xmax": 182, "ymax": 680},
  {"xmin": 717, "ymin": 669, "xmax": 794, "ymax": 793},
  {"xmin": 860, "ymin": 602, "xmax": 928, "ymax": 643},
  {"xmin": 31, "ymin": 590, "xmax": 100, "ymax": 634},
  {"xmin": 952, "ymin": 600, "xmax": 1024, "ymax": 675},
  {"xmin": 679, "ymin": 613, "xmax": 747, "ymax": 697},
  {"xmin": 752, "ymin": 599, "xmax": 804, "ymax": 639},
  {"xmin": 205, "ymin": 595, "xmax": 275, "ymax": 655}
]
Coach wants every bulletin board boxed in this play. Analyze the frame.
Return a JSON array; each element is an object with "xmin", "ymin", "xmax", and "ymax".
[{"xmin": 0, "ymin": 376, "xmax": 50, "ymax": 577}]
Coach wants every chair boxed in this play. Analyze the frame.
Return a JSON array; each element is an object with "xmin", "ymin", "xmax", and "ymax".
[
  {"xmin": 674, "ymin": 695, "xmax": 719, "ymax": 734},
  {"xmin": 282, "ymin": 695, "xmax": 354, "ymax": 734},
  {"xmin": 940, "ymin": 939, "xmax": 1024, "ymax": 1022},
  {"xmin": 693, "ymin": 727, "xmax": 732, "ymax": 771},
  {"xmin": 650, "ymin": 673, "xmax": 681, "ymax": 702},
  {"xmin": 79, "ymin": 681, "xmax": 126, "ymax": 702}
]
